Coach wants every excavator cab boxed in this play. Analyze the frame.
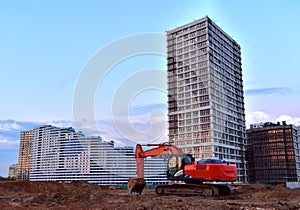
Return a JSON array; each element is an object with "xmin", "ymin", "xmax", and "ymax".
[{"xmin": 167, "ymin": 154, "xmax": 194, "ymax": 180}]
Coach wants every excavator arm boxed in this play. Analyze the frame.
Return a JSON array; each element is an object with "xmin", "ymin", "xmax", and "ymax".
[
  {"xmin": 135, "ymin": 143, "xmax": 183, "ymax": 178},
  {"xmin": 128, "ymin": 143, "xmax": 182, "ymax": 194}
]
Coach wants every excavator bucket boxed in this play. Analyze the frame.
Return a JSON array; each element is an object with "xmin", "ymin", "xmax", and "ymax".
[{"xmin": 128, "ymin": 178, "xmax": 146, "ymax": 195}]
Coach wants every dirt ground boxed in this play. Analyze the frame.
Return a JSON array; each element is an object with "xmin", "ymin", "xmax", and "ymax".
[{"xmin": 0, "ymin": 181, "xmax": 300, "ymax": 210}]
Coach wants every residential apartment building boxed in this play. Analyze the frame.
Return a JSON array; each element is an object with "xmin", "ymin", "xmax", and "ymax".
[
  {"xmin": 167, "ymin": 16, "xmax": 246, "ymax": 181},
  {"xmin": 246, "ymin": 121, "xmax": 300, "ymax": 183},
  {"xmin": 29, "ymin": 125, "xmax": 167, "ymax": 185},
  {"xmin": 30, "ymin": 125, "xmax": 85, "ymax": 181},
  {"xmin": 8, "ymin": 164, "xmax": 18, "ymax": 179},
  {"xmin": 17, "ymin": 130, "xmax": 33, "ymax": 180}
]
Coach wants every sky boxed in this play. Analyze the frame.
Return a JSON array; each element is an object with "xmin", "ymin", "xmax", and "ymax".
[{"xmin": 1, "ymin": 0, "xmax": 300, "ymax": 176}]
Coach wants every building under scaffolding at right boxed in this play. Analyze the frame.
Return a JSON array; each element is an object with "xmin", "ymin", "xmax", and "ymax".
[{"xmin": 246, "ymin": 121, "xmax": 300, "ymax": 183}]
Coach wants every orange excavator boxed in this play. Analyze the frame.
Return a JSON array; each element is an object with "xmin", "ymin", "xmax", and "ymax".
[{"xmin": 128, "ymin": 143, "xmax": 237, "ymax": 196}]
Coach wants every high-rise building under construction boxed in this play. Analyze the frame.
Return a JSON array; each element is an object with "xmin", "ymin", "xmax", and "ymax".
[
  {"xmin": 167, "ymin": 16, "xmax": 246, "ymax": 181},
  {"xmin": 246, "ymin": 122, "xmax": 300, "ymax": 183},
  {"xmin": 17, "ymin": 130, "xmax": 33, "ymax": 180}
]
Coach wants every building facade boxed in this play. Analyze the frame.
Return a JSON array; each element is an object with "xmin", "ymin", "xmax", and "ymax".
[
  {"xmin": 29, "ymin": 125, "xmax": 167, "ymax": 185},
  {"xmin": 167, "ymin": 16, "xmax": 246, "ymax": 181},
  {"xmin": 246, "ymin": 121, "xmax": 300, "ymax": 183},
  {"xmin": 8, "ymin": 164, "xmax": 18, "ymax": 179},
  {"xmin": 30, "ymin": 125, "xmax": 85, "ymax": 181},
  {"xmin": 17, "ymin": 130, "xmax": 33, "ymax": 180}
]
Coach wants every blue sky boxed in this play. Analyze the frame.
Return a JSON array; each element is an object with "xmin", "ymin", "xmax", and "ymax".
[{"xmin": 1, "ymin": 0, "xmax": 300, "ymax": 176}]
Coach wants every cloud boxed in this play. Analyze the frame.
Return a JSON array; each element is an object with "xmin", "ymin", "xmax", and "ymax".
[
  {"xmin": 276, "ymin": 115, "xmax": 300, "ymax": 126},
  {"xmin": 110, "ymin": 104, "xmax": 168, "ymax": 144},
  {"xmin": 1, "ymin": 103, "xmax": 299, "ymax": 151},
  {"xmin": 73, "ymin": 103, "xmax": 169, "ymax": 145},
  {"xmin": 2, "ymin": 106, "xmax": 299, "ymax": 176},
  {"xmin": 97, "ymin": 118, "xmax": 167, "ymax": 145},
  {"xmin": 245, "ymin": 87, "xmax": 290, "ymax": 96},
  {"xmin": 0, "ymin": 120, "xmax": 77, "ymax": 151},
  {"xmin": 246, "ymin": 111, "xmax": 300, "ymax": 127},
  {"xmin": 112, "ymin": 103, "xmax": 167, "ymax": 129},
  {"xmin": 0, "ymin": 120, "xmax": 20, "ymax": 131},
  {"xmin": 128, "ymin": 103, "xmax": 167, "ymax": 115},
  {"xmin": 0, "ymin": 120, "xmax": 39, "ymax": 151},
  {"xmin": 245, "ymin": 111, "xmax": 273, "ymax": 127},
  {"xmin": 45, "ymin": 120, "xmax": 74, "ymax": 128}
]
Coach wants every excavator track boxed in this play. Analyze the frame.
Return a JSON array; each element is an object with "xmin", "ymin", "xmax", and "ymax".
[{"xmin": 155, "ymin": 184, "xmax": 231, "ymax": 197}]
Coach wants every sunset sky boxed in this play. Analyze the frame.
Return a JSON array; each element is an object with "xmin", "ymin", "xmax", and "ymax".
[{"xmin": 1, "ymin": 0, "xmax": 300, "ymax": 176}]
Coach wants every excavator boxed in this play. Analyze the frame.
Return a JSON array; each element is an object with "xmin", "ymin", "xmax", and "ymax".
[{"xmin": 128, "ymin": 143, "xmax": 237, "ymax": 196}]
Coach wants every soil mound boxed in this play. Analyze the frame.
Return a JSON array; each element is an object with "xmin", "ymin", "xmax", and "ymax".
[{"xmin": 1, "ymin": 181, "xmax": 300, "ymax": 209}]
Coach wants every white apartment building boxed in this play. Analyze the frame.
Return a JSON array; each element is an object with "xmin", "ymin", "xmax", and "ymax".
[
  {"xmin": 167, "ymin": 16, "xmax": 247, "ymax": 182},
  {"xmin": 29, "ymin": 125, "xmax": 167, "ymax": 185}
]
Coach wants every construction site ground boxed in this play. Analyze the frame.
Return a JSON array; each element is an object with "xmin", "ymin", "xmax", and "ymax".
[{"xmin": 1, "ymin": 181, "xmax": 300, "ymax": 210}]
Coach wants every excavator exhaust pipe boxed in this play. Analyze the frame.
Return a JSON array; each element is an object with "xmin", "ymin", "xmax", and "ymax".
[{"xmin": 128, "ymin": 178, "xmax": 146, "ymax": 195}]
